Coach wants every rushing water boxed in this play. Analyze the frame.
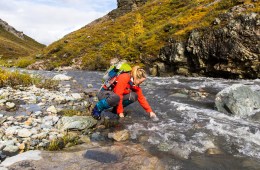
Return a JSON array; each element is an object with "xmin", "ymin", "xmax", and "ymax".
[
  {"xmin": 10, "ymin": 68, "xmax": 260, "ymax": 169},
  {"xmin": 64, "ymin": 70, "xmax": 260, "ymax": 170}
]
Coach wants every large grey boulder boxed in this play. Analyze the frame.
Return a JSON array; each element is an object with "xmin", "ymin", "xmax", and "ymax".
[
  {"xmin": 215, "ymin": 84, "xmax": 260, "ymax": 117},
  {"xmin": 57, "ymin": 116, "xmax": 97, "ymax": 131}
]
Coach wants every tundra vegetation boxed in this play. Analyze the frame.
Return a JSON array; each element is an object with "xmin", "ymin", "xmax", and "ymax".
[
  {"xmin": 0, "ymin": 69, "xmax": 59, "ymax": 89},
  {"xmin": 40, "ymin": 0, "xmax": 258, "ymax": 70}
]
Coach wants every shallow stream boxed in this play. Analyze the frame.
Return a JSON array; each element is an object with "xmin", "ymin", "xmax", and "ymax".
[{"xmin": 12, "ymin": 69, "xmax": 260, "ymax": 169}]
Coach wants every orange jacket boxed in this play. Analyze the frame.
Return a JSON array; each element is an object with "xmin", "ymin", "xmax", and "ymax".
[{"xmin": 113, "ymin": 73, "xmax": 152, "ymax": 114}]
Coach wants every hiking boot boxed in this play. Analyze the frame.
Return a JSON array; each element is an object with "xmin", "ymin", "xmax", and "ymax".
[
  {"xmin": 92, "ymin": 98, "xmax": 111, "ymax": 120},
  {"xmin": 92, "ymin": 105, "xmax": 101, "ymax": 120}
]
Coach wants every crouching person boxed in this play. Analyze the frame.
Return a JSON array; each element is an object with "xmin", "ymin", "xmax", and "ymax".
[{"xmin": 92, "ymin": 65, "xmax": 157, "ymax": 120}]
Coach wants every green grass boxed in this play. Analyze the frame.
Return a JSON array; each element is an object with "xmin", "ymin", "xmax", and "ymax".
[
  {"xmin": 15, "ymin": 57, "xmax": 36, "ymax": 68},
  {"xmin": 0, "ymin": 69, "xmax": 33, "ymax": 87},
  {"xmin": 58, "ymin": 108, "xmax": 92, "ymax": 117},
  {"xmin": 48, "ymin": 133, "xmax": 80, "ymax": 151},
  {"xmin": 41, "ymin": 0, "xmax": 259, "ymax": 70},
  {"xmin": 59, "ymin": 109, "xmax": 82, "ymax": 116},
  {"xmin": 33, "ymin": 77, "xmax": 59, "ymax": 90},
  {"xmin": 0, "ymin": 68, "xmax": 59, "ymax": 89}
]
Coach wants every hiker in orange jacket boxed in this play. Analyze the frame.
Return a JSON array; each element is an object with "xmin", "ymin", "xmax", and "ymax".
[{"xmin": 92, "ymin": 66, "xmax": 157, "ymax": 119}]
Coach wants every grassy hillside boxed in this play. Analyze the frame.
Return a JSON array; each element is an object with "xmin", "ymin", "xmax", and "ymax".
[
  {"xmin": 41, "ymin": 0, "xmax": 259, "ymax": 70},
  {"xmin": 0, "ymin": 25, "xmax": 45, "ymax": 67}
]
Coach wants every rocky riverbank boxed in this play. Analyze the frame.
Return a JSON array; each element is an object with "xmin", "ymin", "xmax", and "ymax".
[
  {"xmin": 0, "ymin": 73, "xmax": 102, "ymax": 164},
  {"xmin": 0, "ymin": 71, "xmax": 161, "ymax": 169},
  {"xmin": 1, "ymin": 69, "xmax": 260, "ymax": 169}
]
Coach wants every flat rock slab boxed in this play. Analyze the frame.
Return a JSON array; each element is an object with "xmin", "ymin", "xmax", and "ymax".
[{"xmin": 6, "ymin": 143, "xmax": 164, "ymax": 170}]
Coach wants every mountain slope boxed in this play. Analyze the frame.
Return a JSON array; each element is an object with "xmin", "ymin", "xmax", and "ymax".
[
  {"xmin": 36, "ymin": 0, "xmax": 259, "ymax": 78},
  {"xmin": 0, "ymin": 19, "xmax": 45, "ymax": 60}
]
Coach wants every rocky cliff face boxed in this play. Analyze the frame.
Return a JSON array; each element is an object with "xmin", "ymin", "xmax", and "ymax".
[
  {"xmin": 157, "ymin": 4, "xmax": 259, "ymax": 79},
  {"xmin": 108, "ymin": 0, "xmax": 147, "ymax": 18},
  {"xmin": 0, "ymin": 19, "xmax": 24, "ymax": 39},
  {"xmin": 87, "ymin": 0, "xmax": 147, "ymax": 28},
  {"xmin": 117, "ymin": 0, "xmax": 147, "ymax": 8},
  {"xmin": 0, "ymin": 18, "xmax": 44, "ymax": 60}
]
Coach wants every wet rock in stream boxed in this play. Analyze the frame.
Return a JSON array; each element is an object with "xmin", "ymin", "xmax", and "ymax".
[
  {"xmin": 108, "ymin": 129, "xmax": 130, "ymax": 142},
  {"xmin": 215, "ymin": 84, "xmax": 260, "ymax": 117}
]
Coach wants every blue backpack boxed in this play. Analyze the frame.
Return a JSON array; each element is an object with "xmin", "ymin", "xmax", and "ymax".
[{"xmin": 101, "ymin": 62, "xmax": 132, "ymax": 90}]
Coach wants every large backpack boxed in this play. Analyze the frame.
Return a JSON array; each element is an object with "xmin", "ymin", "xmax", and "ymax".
[{"xmin": 101, "ymin": 61, "xmax": 132, "ymax": 90}]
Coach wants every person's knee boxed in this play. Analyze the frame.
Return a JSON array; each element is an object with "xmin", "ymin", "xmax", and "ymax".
[{"xmin": 108, "ymin": 94, "xmax": 120, "ymax": 106}]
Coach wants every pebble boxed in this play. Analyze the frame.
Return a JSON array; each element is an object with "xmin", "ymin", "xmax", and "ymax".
[
  {"xmin": 18, "ymin": 129, "xmax": 32, "ymax": 138},
  {"xmin": 46, "ymin": 106, "xmax": 57, "ymax": 114},
  {"xmin": 5, "ymin": 102, "xmax": 15, "ymax": 109},
  {"xmin": 108, "ymin": 130, "xmax": 130, "ymax": 142},
  {"xmin": 18, "ymin": 143, "xmax": 26, "ymax": 150}
]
